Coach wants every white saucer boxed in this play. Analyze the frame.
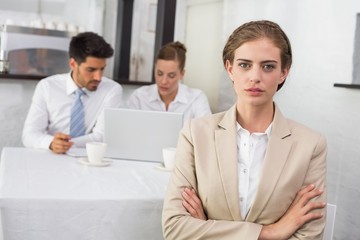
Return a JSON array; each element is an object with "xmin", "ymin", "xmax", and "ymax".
[
  {"xmin": 155, "ymin": 165, "xmax": 173, "ymax": 172},
  {"xmin": 78, "ymin": 157, "xmax": 112, "ymax": 167}
]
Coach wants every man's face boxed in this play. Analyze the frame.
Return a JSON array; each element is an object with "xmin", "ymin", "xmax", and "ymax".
[{"xmin": 70, "ymin": 57, "xmax": 107, "ymax": 91}]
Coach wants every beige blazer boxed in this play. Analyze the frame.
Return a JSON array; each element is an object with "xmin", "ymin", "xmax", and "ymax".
[{"xmin": 162, "ymin": 104, "xmax": 327, "ymax": 240}]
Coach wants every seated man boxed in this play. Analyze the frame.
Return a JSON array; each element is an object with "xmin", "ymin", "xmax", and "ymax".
[{"xmin": 22, "ymin": 32, "xmax": 123, "ymax": 154}]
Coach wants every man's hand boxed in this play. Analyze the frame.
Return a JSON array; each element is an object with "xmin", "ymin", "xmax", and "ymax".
[
  {"xmin": 182, "ymin": 187, "xmax": 207, "ymax": 220},
  {"xmin": 49, "ymin": 132, "xmax": 73, "ymax": 154}
]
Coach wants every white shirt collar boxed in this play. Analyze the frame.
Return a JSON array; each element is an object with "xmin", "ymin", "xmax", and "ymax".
[
  {"xmin": 236, "ymin": 122, "xmax": 273, "ymax": 138},
  {"xmin": 66, "ymin": 72, "xmax": 94, "ymax": 97},
  {"xmin": 149, "ymin": 83, "xmax": 188, "ymax": 104},
  {"xmin": 174, "ymin": 83, "xmax": 188, "ymax": 104},
  {"xmin": 66, "ymin": 72, "xmax": 78, "ymax": 95}
]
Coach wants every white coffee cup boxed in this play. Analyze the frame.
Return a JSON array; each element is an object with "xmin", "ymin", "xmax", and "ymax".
[
  {"xmin": 86, "ymin": 142, "xmax": 107, "ymax": 164},
  {"xmin": 0, "ymin": 60, "xmax": 10, "ymax": 73},
  {"xmin": 162, "ymin": 147, "xmax": 176, "ymax": 170}
]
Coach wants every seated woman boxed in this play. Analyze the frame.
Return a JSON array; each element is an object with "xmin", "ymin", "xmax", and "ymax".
[
  {"xmin": 162, "ymin": 20, "xmax": 327, "ymax": 239},
  {"xmin": 127, "ymin": 41, "xmax": 211, "ymax": 120}
]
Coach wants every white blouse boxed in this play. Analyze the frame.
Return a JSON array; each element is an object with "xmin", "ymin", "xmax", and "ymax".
[
  {"xmin": 236, "ymin": 122, "xmax": 272, "ymax": 219},
  {"xmin": 127, "ymin": 83, "xmax": 211, "ymax": 120}
]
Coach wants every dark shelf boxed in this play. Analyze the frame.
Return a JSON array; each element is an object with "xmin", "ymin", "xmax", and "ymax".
[
  {"xmin": 0, "ymin": 73, "xmax": 47, "ymax": 80},
  {"xmin": 333, "ymin": 83, "xmax": 360, "ymax": 89},
  {"xmin": 0, "ymin": 73, "xmax": 156, "ymax": 86}
]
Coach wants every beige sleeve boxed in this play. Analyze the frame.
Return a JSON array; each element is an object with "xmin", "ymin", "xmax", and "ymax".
[{"xmin": 162, "ymin": 120, "xmax": 262, "ymax": 240}]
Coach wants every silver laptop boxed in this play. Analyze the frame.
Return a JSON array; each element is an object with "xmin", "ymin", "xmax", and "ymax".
[{"xmin": 104, "ymin": 108, "xmax": 184, "ymax": 162}]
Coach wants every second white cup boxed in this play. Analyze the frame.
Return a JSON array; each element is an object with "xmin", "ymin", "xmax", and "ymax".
[
  {"xmin": 162, "ymin": 147, "xmax": 176, "ymax": 170},
  {"xmin": 86, "ymin": 142, "xmax": 107, "ymax": 164}
]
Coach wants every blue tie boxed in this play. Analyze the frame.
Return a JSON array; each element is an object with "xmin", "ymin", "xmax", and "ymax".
[{"xmin": 70, "ymin": 89, "xmax": 86, "ymax": 137}]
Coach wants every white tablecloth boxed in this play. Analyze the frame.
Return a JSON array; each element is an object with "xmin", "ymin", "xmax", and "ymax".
[{"xmin": 0, "ymin": 147, "xmax": 171, "ymax": 240}]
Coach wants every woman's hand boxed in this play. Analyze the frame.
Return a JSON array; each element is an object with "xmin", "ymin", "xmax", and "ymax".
[
  {"xmin": 182, "ymin": 187, "xmax": 207, "ymax": 220},
  {"xmin": 182, "ymin": 184, "xmax": 325, "ymax": 239},
  {"xmin": 259, "ymin": 184, "xmax": 326, "ymax": 240}
]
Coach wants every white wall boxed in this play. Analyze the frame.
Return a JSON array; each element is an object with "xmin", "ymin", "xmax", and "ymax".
[
  {"xmin": 0, "ymin": 79, "xmax": 37, "ymax": 148},
  {"xmin": 181, "ymin": 0, "xmax": 224, "ymax": 112}
]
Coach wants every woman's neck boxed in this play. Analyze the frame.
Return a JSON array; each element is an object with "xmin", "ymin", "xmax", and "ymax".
[
  {"xmin": 236, "ymin": 102, "xmax": 274, "ymax": 134},
  {"xmin": 160, "ymin": 91, "xmax": 177, "ymax": 111}
]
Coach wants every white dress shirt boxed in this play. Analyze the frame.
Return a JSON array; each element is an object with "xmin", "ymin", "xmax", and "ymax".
[
  {"xmin": 127, "ymin": 83, "xmax": 211, "ymax": 120},
  {"xmin": 22, "ymin": 72, "xmax": 123, "ymax": 149},
  {"xmin": 236, "ymin": 122, "xmax": 272, "ymax": 219}
]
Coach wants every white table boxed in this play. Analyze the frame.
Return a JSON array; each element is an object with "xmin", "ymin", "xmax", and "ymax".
[{"xmin": 0, "ymin": 147, "xmax": 171, "ymax": 240}]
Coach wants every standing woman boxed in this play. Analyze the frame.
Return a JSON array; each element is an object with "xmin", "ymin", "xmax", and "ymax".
[
  {"xmin": 162, "ymin": 20, "xmax": 327, "ymax": 239},
  {"xmin": 127, "ymin": 41, "xmax": 211, "ymax": 120}
]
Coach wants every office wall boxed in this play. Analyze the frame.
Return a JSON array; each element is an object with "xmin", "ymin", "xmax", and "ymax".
[
  {"xmin": 180, "ymin": 0, "xmax": 224, "ymax": 112},
  {"xmin": 0, "ymin": 79, "xmax": 36, "ymax": 148}
]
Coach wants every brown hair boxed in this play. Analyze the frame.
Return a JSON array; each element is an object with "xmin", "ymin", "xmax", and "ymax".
[
  {"xmin": 156, "ymin": 41, "xmax": 187, "ymax": 71},
  {"xmin": 223, "ymin": 20, "xmax": 292, "ymax": 90}
]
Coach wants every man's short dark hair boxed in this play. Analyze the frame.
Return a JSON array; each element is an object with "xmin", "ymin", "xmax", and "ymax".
[{"xmin": 69, "ymin": 32, "xmax": 114, "ymax": 64}]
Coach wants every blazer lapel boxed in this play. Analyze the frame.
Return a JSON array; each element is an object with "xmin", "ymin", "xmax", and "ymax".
[
  {"xmin": 215, "ymin": 105, "xmax": 242, "ymax": 221},
  {"xmin": 246, "ymin": 104, "xmax": 293, "ymax": 222}
]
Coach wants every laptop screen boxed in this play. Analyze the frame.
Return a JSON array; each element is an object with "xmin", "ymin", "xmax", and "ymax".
[{"xmin": 104, "ymin": 108, "xmax": 184, "ymax": 162}]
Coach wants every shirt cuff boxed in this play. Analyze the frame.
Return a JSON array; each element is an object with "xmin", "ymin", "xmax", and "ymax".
[{"xmin": 39, "ymin": 135, "xmax": 55, "ymax": 150}]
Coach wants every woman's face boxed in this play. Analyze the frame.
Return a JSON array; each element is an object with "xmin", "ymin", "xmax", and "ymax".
[
  {"xmin": 226, "ymin": 38, "xmax": 288, "ymax": 108},
  {"xmin": 155, "ymin": 59, "xmax": 184, "ymax": 100}
]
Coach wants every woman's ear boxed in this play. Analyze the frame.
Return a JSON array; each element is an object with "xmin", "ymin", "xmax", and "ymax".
[
  {"xmin": 279, "ymin": 67, "xmax": 290, "ymax": 84},
  {"xmin": 225, "ymin": 60, "xmax": 234, "ymax": 81},
  {"xmin": 180, "ymin": 69, "xmax": 186, "ymax": 80}
]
